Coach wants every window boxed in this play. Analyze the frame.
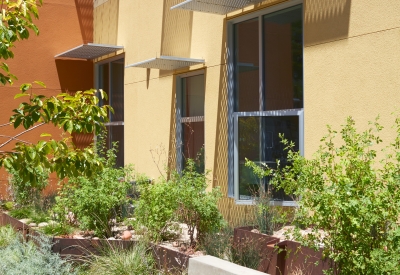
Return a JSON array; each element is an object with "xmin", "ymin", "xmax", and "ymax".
[
  {"xmin": 228, "ymin": 2, "xmax": 303, "ymax": 204},
  {"xmin": 176, "ymin": 72, "xmax": 205, "ymax": 173},
  {"xmin": 96, "ymin": 57, "xmax": 125, "ymax": 167}
]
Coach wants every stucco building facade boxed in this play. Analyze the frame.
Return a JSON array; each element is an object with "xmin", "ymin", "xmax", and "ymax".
[{"xmin": 2, "ymin": 0, "xmax": 400, "ymax": 224}]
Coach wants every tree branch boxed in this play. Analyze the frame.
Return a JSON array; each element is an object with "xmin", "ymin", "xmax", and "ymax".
[
  {"xmin": 0, "ymin": 122, "xmax": 45, "ymax": 148},
  {"xmin": 0, "ymin": 122, "xmax": 11, "ymax": 128},
  {"xmin": 0, "ymin": 135, "xmax": 32, "ymax": 144}
]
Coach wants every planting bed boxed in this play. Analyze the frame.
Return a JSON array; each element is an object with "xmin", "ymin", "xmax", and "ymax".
[
  {"xmin": 234, "ymin": 226, "xmax": 330, "ymax": 275},
  {"xmin": 0, "ymin": 211, "xmax": 191, "ymax": 271}
]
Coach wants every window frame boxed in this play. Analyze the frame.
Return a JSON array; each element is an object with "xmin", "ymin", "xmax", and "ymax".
[
  {"xmin": 227, "ymin": 0, "xmax": 304, "ymax": 205},
  {"xmin": 175, "ymin": 70, "xmax": 206, "ymax": 173}
]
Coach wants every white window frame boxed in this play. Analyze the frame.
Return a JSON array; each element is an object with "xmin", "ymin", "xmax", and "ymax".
[{"xmin": 227, "ymin": 0, "xmax": 304, "ymax": 205}]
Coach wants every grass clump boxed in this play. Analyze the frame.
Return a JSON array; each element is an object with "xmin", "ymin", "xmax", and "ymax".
[
  {"xmin": 0, "ymin": 225, "xmax": 17, "ymax": 248},
  {"xmin": 86, "ymin": 240, "xmax": 156, "ymax": 275}
]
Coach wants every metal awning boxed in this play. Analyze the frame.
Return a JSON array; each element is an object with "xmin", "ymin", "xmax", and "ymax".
[
  {"xmin": 55, "ymin": 43, "xmax": 124, "ymax": 60},
  {"xmin": 125, "ymin": 56, "xmax": 205, "ymax": 70},
  {"xmin": 171, "ymin": 0, "xmax": 265, "ymax": 15}
]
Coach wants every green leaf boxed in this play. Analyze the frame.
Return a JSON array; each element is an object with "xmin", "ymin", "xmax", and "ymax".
[
  {"xmin": 40, "ymin": 133, "xmax": 52, "ymax": 137},
  {"xmin": 14, "ymin": 93, "xmax": 29, "ymax": 99},
  {"xmin": 20, "ymin": 83, "xmax": 32, "ymax": 92},
  {"xmin": 13, "ymin": 116, "xmax": 23, "ymax": 128}
]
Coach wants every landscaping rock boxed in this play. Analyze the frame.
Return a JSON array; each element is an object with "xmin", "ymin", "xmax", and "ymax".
[
  {"xmin": 19, "ymin": 219, "xmax": 31, "ymax": 224},
  {"xmin": 251, "ymin": 229, "xmax": 260, "ymax": 234},
  {"xmin": 180, "ymin": 243, "xmax": 187, "ymax": 252},
  {"xmin": 38, "ymin": 222, "xmax": 49, "ymax": 228},
  {"xmin": 92, "ymin": 237, "xmax": 99, "ymax": 240},
  {"xmin": 121, "ymin": 230, "xmax": 132, "ymax": 240},
  {"xmin": 28, "ymin": 223, "xmax": 37, "ymax": 227},
  {"xmin": 73, "ymin": 235, "xmax": 85, "ymax": 239},
  {"xmin": 108, "ymin": 237, "xmax": 116, "ymax": 240}
]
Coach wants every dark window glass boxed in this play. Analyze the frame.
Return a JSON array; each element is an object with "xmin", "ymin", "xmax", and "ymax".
[
  {"xmin": 263, "ymin": 5, "xmax": 303, "ymax": 110},
  {"xmin": 234, "ymin": 18, "xmax": 260, "ymax": 112},
  {"xmin": 238, "ymin": 116, "xmax": 299, "ymax": 200},
  {"xmin": 98, "ymin": 58, "xmax": 124, "ymax": 167},
  {"xmin": 106, "ymin": 125, "xmax": 124, "ymax": 168},
  {"xmin": 98, "ymin": 63, "xmax": 109, "ymax": 106},
  {"xmin": 180, "ymin": 74, "xmax": 205, "ymax": 173},
  {"xmin": 111, "ymin": 60, "xmax": 124, "ymax": 121},
  {"xmin": 182, "ymin": 121, "xmax": 205, "ymax": 172},
  {"xmin": 182, "ymin": 75, "xmax": 205, "ymax": 117}
]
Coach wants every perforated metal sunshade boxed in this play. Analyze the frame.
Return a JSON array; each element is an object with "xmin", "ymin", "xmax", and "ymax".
[
  {"xmin": 125, "ymin": 56, "xmax": 205, "ymax": 70},
  {"xmin": 55, "ymin": 43, "xmax": 124, "ymax": 60},
  {"xmin": 170, "ymin": 0, "xmax": 266, "ymax": 14}
]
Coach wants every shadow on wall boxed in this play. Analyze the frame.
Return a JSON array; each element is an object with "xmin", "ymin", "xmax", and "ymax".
[
  {"xmin": 212, "ymin": 21, "xmax": 253, "ymax": 225},
  {"xmin": 55, "ymin": 59, "xmax": 94, "ymax": 93},
  {"xmin": 75, "ymin": 0, "xmax": 94, "ymax": 44},
  {"xmin": 160, "ymin": 0, "xmax": 193, "ymax": 58},
  {"xmin": 94, "ymin": 0, "xmax": 119, "ymax": 45},
  {"xmin": 304, "ymin": 0, "xmax": 352, "ymax": 46}
]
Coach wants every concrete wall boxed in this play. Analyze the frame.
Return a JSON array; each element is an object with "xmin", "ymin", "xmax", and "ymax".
[
  {"xmin": 188, "ymin": 256, "xmax": 269, "ymax": 275},
  {"xmin": 0, "ymin": 0, "xmax": 94, "ymax": 198},
  {"xmin": 93, "ymin": 0, "xmax": 400, "ymax": 224}
]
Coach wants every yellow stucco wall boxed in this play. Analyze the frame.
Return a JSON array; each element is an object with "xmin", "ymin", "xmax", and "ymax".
[
  {"xmin": 304, "ymin": 0, "xmax": 400, "ymax": 158},
  {"xmin": 94, "ymin": 0, "xmax": 400, "ymax": 225}
]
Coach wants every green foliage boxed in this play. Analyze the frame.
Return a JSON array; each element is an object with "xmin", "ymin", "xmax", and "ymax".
[
  {"xmin": 86, "ymin": 239, "xmax": 156, "ymax": 275},
  {"xmin": 0, "ymin": 225, "xmax": 17, "ymax": 248},
  {"xmin": 252, "ymin": 186, "xmax": 277, "ymax": 235},
  {"xmin": 2, "ymin": 201, "xmax": 14, "ymax": 210},
  {"xmin": 174, "ymin": 159, "xmax": 223, "ymax": 245},
  {"xmin": 8, "ymin": 165, "xmax": 48, "ymax": 206},
  {"xmin": 201, "ymin": 223, "xmax": 262, "ymax": 270},
  {"xmin": 41, "ymin": 223, "xmax": 73, "ymax": 237},
  {"xmin": 2, "ymin": 89, "xmax": 112, "ymax": 185},
  {"xmin": 201, "ymin": 223, "xmax": 233, "ymax": 259},
  {"xmin": 9, "ymin": 206, "xmax": 33, "ymax": 219},
  {"xmin": 135, "ymin": 177, "xmax": 178, "ymax": 240},
  {"xmin": 9, "ymin": 206, "xmax": 50, "ymax": 224},
  {"xmin": 0, "ymin": 230, "xmax": 78, "ymax": 275},
  {"xmin": 0, "ymin": 0, "xmax": 42, "ymax": 85},
  {"xmin": 247, "ymin": 116, "xmax": 400, "ymax": 275},
  {"xmin": 55, "ymin": 140, "xmax": 133, "ymax": 237},
  {"xmin": 135, "ymin": 159, "xmax": 223, "ymax": 244}
]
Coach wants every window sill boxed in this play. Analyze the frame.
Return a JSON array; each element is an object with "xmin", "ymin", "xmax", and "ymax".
[{"xmin": 235, "ymin": 199, "xmax": 298, "ymax": 207}]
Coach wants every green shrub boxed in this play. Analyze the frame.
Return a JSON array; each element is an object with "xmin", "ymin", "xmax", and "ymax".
[
  {"xmin": 0, "ymin": 230, "xmax": 78, "ymax": 275},
  {"xmin": 134, "ymin": 177, "xmax": 178, "ymax": 240},
  {"xmin": 174, "ymin": 159, "xmax": 223, "ymax": 245},
  {"xmin": 8, "ymin": 166, "xmax": 49, "ymax": 206},
  {"xmin": 135, "ymin": 159, "xmax": 223, "ymax": 244},
  {"xmin": 9, "ymin": 207, "xmax": 33, "ymax": 219},
  {"xmin": 0, "ymin": 225, "xmax": 17, "ymax": 248},
  {"xmin": 55, "ymin": 140, "xmax": 133, "ymax": 237},
  {"xmin": 247, "ymin": 116, "xmax": 400, "ymax": 275},
  {"xmin": 2, "ymin": 201, "xmax": 14, "ymax": 211},
  {"xmin": 201, "ymin": 223, "xmax": 233, "ymax": 260},
  {"xmin": 41, "ymin": 223, "xmax": 74, "ymax": 236}
]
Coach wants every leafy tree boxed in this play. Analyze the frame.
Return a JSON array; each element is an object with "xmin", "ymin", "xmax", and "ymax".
[
  {"xmin": 0, "ymin": 0, "xmax": 42, "ymax": 85},
  {"xmin": 0, "ymin": 1, "xmax": 113, "ymax": 198}
]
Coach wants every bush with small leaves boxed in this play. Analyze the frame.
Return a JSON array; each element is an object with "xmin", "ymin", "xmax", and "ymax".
[
  {"xmin": 247, "ymin": 116, "xmax": 400, "ymax": 275},
  {"xmin": 55, "ymin": 139, "xmax": 133, "ymax": 237}
]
